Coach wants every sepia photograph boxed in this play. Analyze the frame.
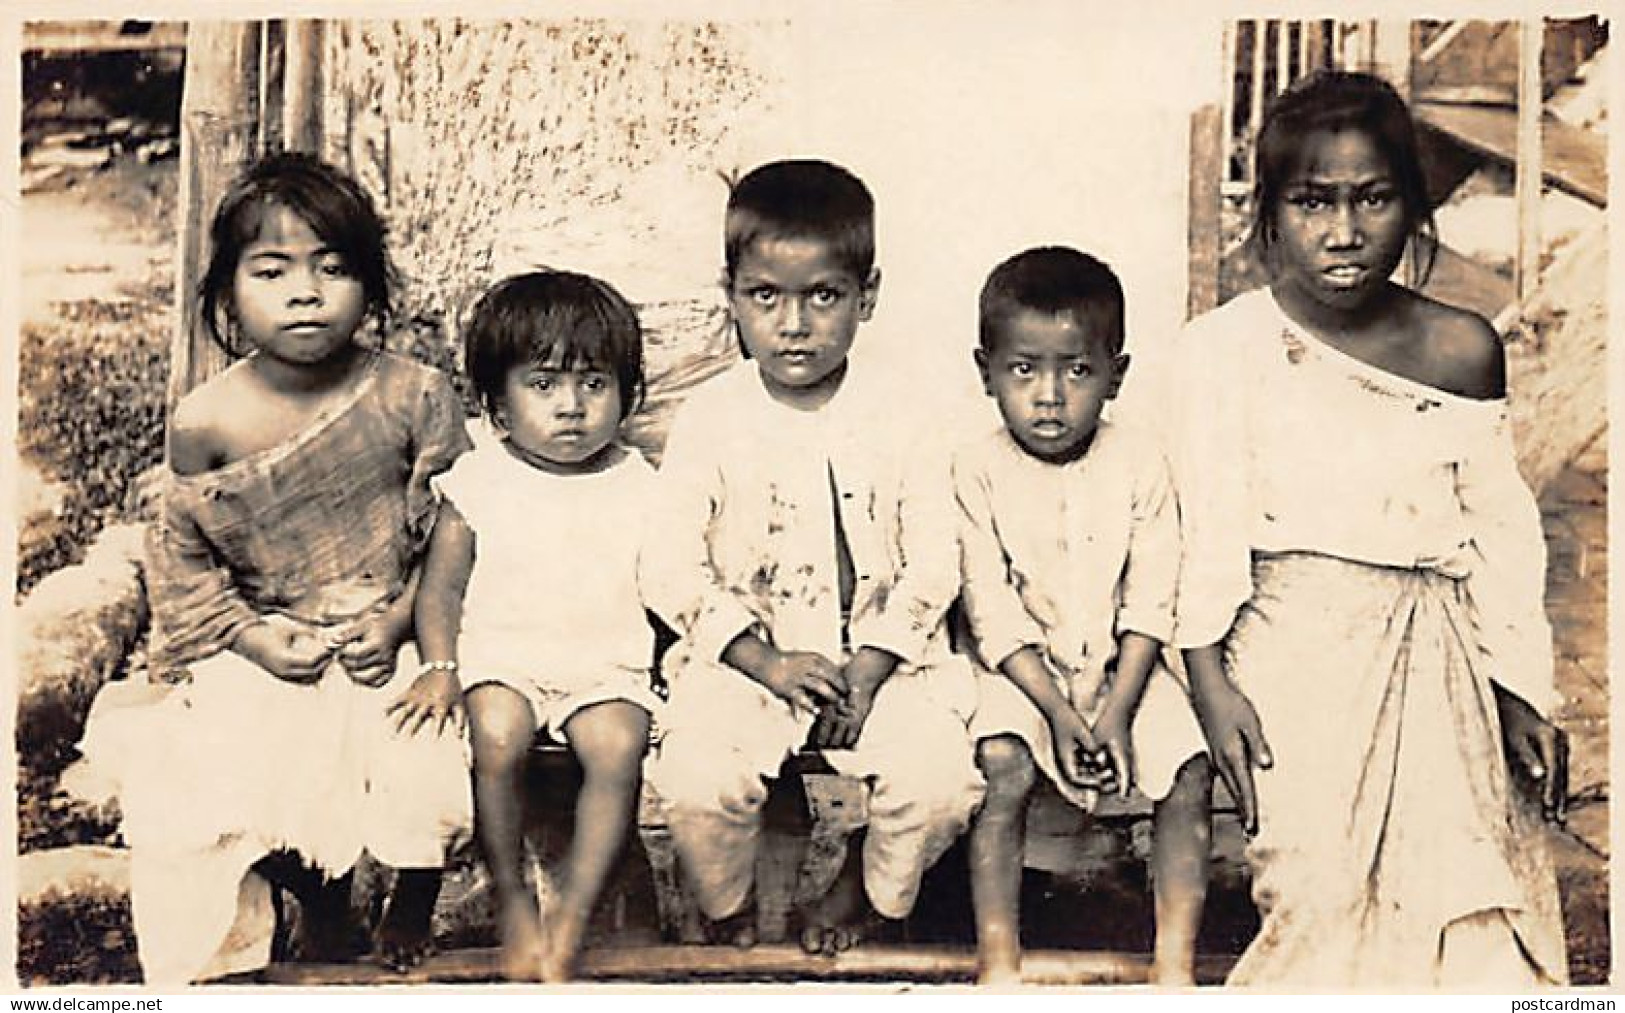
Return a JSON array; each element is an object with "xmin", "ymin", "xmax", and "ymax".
[{"xmin": 6, "ymin": 2, "xmax": 1614, "ymax": 993}]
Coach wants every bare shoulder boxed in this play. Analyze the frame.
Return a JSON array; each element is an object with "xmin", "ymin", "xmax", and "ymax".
[
  {"xmin": 1409, "ymin": 293, "xmax": 1506, "ymax": 400},
  {"xmin": 167, "ymin": 368, "xmax": 248, "ymax": 476}
]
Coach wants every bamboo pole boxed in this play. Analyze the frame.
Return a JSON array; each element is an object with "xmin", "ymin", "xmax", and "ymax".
[
  {"xmin": 260, "ymin": 20, "xmax": 285, "ymax": 154},
  {"xmin": 168, "ymin": 21, "xmax": 262, "ymax": 413},
  {"xmin": 283, "ymin": 19, "xmax": 325, "ymax": 154},
  {"xmin": 1516, "ymin": 17, "xmax": 1544, "ymax": 305},
  {"xmin": 1219, "ymin": 19, "xmax": 1237, "ymax": 183},
  {"xmin": 1275, "ymin": 18, "xmax": 1291, "ymax": 93},
  {"xmin": 1248, "ymin": 19, "xmax": 1266, "ymax": 181}
]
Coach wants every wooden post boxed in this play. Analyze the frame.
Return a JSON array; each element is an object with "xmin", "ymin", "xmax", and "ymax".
[
  {"xmin": 283, "ymin": 19, "xmax": 325, "ymax": 153},
  {"xmin": 1516, "ymin": 17, "xmax": 1544, "ymax": 305},
  {"xmin": 1219, "ymin": 19, "xmax": 1237, "ymax": 182},
  {"xmin": 1275, "ymin": 18, "xmax": 1291, "ymax": 93},
  {"xmin": 1187, "ymin": 103, "xmax": 1224, "ymax": 318},
  {"xmin": 168, "ymin": 21, "xmax": 263, "ymax": 413},
  {"xmin": 260, "ymin": 20, "xmax": 285, "ymax": 154},
  {"xmin": 1248, "ymin": 19, "xmax": 1266, "ymax": 171}
]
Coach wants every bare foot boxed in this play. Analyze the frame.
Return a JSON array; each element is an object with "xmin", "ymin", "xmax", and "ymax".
[
  {"xmin": 1149, "ymin": 957, "xmax": 1197, "ymax": 987},
  {"xmin": 537, "ymin": 916, "xmax": 585, "ymax": 983},
  {"xmin": 497, "ymin": 896, "xmax": 545, "ymax": 982},
  {"xmin": 702, "ymin": 901, "xmax": 759, "ymax": 948},
  {"xmin": 978, "ymin": 962, "xmax": 1023, "ymax": 987},
  {"xmin": 976, "ymin": 924, "xmax": 1022, "ymax": 986},
  {"xmin": 795, "ymin": 854, "xmax": 896, "ymax": 956}
]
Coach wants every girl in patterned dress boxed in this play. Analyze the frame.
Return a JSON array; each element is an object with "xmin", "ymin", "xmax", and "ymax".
[{"xmin": 77, "ymin": 153, "xmax": 471, "ymax": 984}]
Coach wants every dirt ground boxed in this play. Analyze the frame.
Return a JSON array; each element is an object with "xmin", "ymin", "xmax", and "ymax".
[{"xmin": 14, "ymin": 143, "xmax": 1611, "ymax": 985}]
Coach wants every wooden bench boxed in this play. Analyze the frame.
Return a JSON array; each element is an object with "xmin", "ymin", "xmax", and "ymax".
[{"xmin": 262, "ymin": 612, "xmax": 1250, "ymax": 983}]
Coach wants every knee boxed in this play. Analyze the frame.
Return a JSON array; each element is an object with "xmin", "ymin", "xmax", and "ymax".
[
  {"xmin": 874, "ymin": 747, "xmax": 984, "ymax": 828},
  {"xmin": 1155, "ymin": 754, "xmax": 1214, "ymax": 833},
  {"xmin": 466, "ymin": 689, "xmax": 535, "ymax": 772},
  {"xmin": 976, "ymin": 735, "xmax": 1036, "ymax": 809},
  {"xmin": 575, "ymin": 710, "xmax": 651, "ymax": 789},
  {"xmin": 1162, "ymin": 754, "xmax": 1214, "ymax": 812},
  {"xmin": 652, "ymin": 731, "xmax": 766, "ymax": 818}
]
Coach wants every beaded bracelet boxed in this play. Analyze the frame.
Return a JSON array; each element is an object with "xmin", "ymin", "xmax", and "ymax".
[{"xmin": 419, "ymin": 659, "xmax": 460, "ymax": 676}]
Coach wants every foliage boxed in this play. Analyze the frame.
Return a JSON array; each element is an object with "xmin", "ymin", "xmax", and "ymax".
[
  {"xmin": 17, "ymin": 893, "xmax": 140, "ymax": 986},
  {"xmin": 16, "ymin": 290, "xmax": 169, "ymax": 597}
]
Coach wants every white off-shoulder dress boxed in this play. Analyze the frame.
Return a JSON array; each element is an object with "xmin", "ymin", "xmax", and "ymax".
[{"xmin": 1167, "ymin": 288, "xmax": 1567, "ymax": 989}]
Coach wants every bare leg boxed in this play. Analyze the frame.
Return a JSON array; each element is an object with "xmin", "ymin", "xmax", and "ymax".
[
  {"xmin": 374, "ymin": 868, "xmax": 442, "ymax": 971},
  {"xmin": 1149, "ymin": 754, "xmax": 1213, "ymax": 986},
  {"xmin": 467, "ymin": 684, "xmax": 543, "ymax": 981},
  {"xmin": 540, "ymin": 701, "xmax": 651, "ymax": 982},
  {"xmin": 796, "ymin": 832, "xmax": 892, "ymax": 955},
  {"xmin": 969, "ymin": 734, "xmax": 1036, "ymax": 985},
  {"xmin": 255, "ymin": 851, "xmax": 364, "ymax": 963}
]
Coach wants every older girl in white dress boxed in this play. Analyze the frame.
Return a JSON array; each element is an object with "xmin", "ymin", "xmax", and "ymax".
[{"xmin": 1169, "ymin": 71, "xmax": 1569, "ymax": 988}]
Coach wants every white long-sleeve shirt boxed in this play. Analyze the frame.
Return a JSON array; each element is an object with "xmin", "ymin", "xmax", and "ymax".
[
  {"xmin": 644, "ymin": 362, "xmax": 959, "ymax": 679},
  {"xmin": 954, "ymin": 419, "xmax": 1180, "ymax": 712}
]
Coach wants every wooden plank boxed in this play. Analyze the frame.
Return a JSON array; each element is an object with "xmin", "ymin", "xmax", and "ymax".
[
  {"xmin": 263, "ymin": 943, "xmax": 1239, "ymax": 986},
  {"xmin": 1413, "ymin": 101, "xmax": 1606, "ymax": 207},
  {"xmin": 22, "ymin": 22, "xmax": 188, "ymax": 54},
  {"xmin": 1422, "ymin": 243, "xmax": 1516, "ymax": 323}
]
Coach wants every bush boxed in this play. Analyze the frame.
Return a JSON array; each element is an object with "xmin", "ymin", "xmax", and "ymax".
[
  {"xmin": 17, "ymin": 893, "xmax": 140, "ymax": 986},
  {"xmin": 16, "ymin": 290, "xmax": 169, "ymax": 597}
]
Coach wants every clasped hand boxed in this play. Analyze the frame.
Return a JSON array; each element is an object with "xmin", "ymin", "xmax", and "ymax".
[
  {"xmin": 1047, "ymin": 706, "xmax": 1129, "ymax": 796},
  {"xmin": 755, "ymin": 648, "xmax": 887, "ymax": 751},
  {"xmin": 324, "ymin": 599, "xmax": 413, "ymax": 687}
]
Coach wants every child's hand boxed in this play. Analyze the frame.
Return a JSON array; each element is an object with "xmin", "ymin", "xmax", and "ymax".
[
  {"xmin": 759, "ymin": 650, "xmax": 846, "ymax": 714},
  {"xmin": 811, "ymin": 647, "xmax": 898, "ymax": 750},
  {"xmin": 1047, "ymin": 707, "xmax": 1103, "ymax": 790},
  {"xmin": 810, "ymin": 685, "xmax": 877, "ymax": 751},
  {"xmin": 1191, "ymin": 677, "xmax": 1273, "ymax": 835},
  {"xmin": 234, "ymin": 619, "xmax": 333, "ymax": 684},
  {"xmin": 387, "ymin": 665, "xmax": 464, "ymax": 737},
  {"xmin": 332, "ymin": 599, "xmax": 412, "ymax": 687},
  {"xmin": 1092, "ymin": 699, "xmax": 1136, "ymax": 799},
  {"xmin": 1494, "ymin": 683, "xmax": 1569, "ymax": 824}
]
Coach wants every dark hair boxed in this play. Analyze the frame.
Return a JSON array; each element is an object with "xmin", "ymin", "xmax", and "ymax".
[
  {"xmin": 724, "ymin": 159, "xmax": 876, "ymax": 282},
  {"xmin": 462, "ymin": 270, "xmax": 645, "ymax": 422},
  {"xmin": 979, "ymin": 246, "xmax": 1125, "ymax": 356},
  {"xmin": 200, "ymin": 152, "xmax": 395, "ymax": 355},
  {"xmin": 1249, "ymin": 69, "xmax": 1437, "ymax": 286}
]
